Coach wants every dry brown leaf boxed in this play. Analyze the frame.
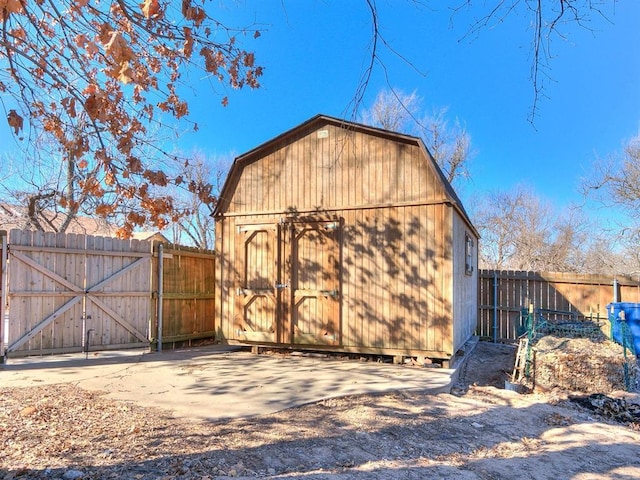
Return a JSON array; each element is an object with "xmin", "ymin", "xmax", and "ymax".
[
  {"xmin": 19, "ymin": 406, "xmax": 36, "ymax": 417},
  {"xmin": 98, "ymin": 22, "xmax": 113, "ymax": 45},
  {"xmin": 127, "ymin": 156, "xmax": 143, "ymax": 173},
  {"xmin": 183, "ymin": 5, "xmax": 206, "ymax": 27},
  {"xmin": 84, "ymin": 93, "xmax": 108, "ymax": 122},
  {"xmin": 140, "ymin": 0, "xmax": 161, "ymax": 19},
  {"xmin": 104, "ymin": 31, "xmax": 135, "ymax": 63},
  {"xmin": 181, "ymin": 0, "xmax": 190, "ymax": 17},
  {"xmin": 61, "ymin": 97, "xmax": 77, "ymax": 118},
  {"xmin": 84, "ymin": 94, "xmax": 100, "ymax": 120},
  {"xmin": 117, "ymin": 61, "xmax": 135, "ymax": 84},
  {"xmin": 105, "ymin": 171, "xmax": 116, "ymax": 186},
  {"xmin": 7, "ymin": 109, "xmax": 23, "ymax": 134},
  {"xmin": 183, "ymin": 27, "xmax": 194, "ymax": 56},
  {"xmin": 0, "ymin": 0, "xmax": 24, "ymax": 19},
  {"xmin": 74, "ymin": 33, "xmax": 89, "ymax": 48}
]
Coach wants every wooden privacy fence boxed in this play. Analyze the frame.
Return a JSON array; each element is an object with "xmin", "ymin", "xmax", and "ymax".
[
  {"xmin": 0, "ymin": 229, "xmax": 215, "ymax": 359},
  {"xmin": 478, "ymin": 269, "xmax": 640, "ymax": 342},
  {"xmin": 154, "ymin": 243, "xmax": 216, "ymax": 345},
  {"xmin": 6, "ymin": 228, "xmax": 640, "ymax": 356}
]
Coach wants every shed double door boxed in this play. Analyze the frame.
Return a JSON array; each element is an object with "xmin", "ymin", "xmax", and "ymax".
[{"xmin": 236, "ymin": 220, "xmax": 341, "ymax": 346}]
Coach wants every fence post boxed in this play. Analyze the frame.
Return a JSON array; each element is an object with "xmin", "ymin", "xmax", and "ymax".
[
  {"xmin": 157, "ymin": 243, "xmax": 164, "ymax": 353},
  {"xmin": 493, "ymin": 271, "xmax": 498, "ymax": 343},
  {"xmin": 1, "ymin": 230, "xmax": 7, "ymax": 363}
]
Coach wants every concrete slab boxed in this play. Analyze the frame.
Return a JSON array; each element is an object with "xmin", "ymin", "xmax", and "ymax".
[{"xmin": 0, "ymin": 344, "xmax": 470, "ymax": 422}]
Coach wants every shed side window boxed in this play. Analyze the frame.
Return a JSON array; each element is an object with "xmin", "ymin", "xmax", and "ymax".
[{"xmin": 465, "ymin": 234, "xmax": 474, "ymax": 276}]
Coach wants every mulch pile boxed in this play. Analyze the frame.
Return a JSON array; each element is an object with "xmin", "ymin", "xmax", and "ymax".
[{"xmin": 532, "ymin": 335, "xmax": 639, "ymax": 393}]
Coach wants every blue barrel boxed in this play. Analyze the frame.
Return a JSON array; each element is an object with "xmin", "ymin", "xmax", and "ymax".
[{"xmin": 607, "ymin": 302, "xmax": 640, "ymax": 356}]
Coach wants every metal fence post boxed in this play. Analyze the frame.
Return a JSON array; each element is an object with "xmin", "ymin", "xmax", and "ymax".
[{"xmin": 493, "ymin": 271, "xmax": 498, "ymax": 343}]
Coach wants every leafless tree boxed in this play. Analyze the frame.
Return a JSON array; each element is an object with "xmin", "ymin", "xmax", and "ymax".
[
  {"xmin": 583, "ymin": 136, "xmax": 640, "ymax": 221},
  {"xmin": 472, "ymin": 187, "xmax": 589, "ymax": 272},
  {"xmin": 422, "ymin": 108, "xmax": 472, "ymax": 185},
  {"xmin": 580, "ymin": 135, "xmax": 640, "ymax": 274},
  {"xmin": 355, "ymin": 1, "xmax": 617, "ymax": 121},
  {"xmin": 360, "ymin": 89, "xmax": 473, "ymax": 185},
  {"xmin": 0, "ymin": 130, "xmax": 164, "ymax": 235},
  {"xmin": 359, "ymin": 89, "xmax": 421, "ymax": 132},
  {"xmin": 0, "ymin": 135, "xmax": 113, "ymax": 234},
  {"xmin": 165, "ymin": 152, "xmax": 232, "ymax": 250},
  {"xmin": 575, "ymin": 235, "xmax": 627, "ymax": 276}
]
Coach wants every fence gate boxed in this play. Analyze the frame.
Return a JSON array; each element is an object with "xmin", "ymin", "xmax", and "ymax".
[
  {"xmin": 4, "ymin": 230, "xmax": 152, "ymax": 358},
  {"xmin": 1, "ymin": 231, "xmax": 7, "ymax": 354}
]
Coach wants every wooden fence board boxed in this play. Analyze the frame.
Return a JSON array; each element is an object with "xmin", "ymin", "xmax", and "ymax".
[
  {"xmin": 151, "ymin": 244, "xmax": 216, "ymax": 344},
  {"xmin": 0, "ymin": 231, "xmax": 7, "ymax": 355},
  {"xmin": 1, "ymin": 230, "xmax": 216, "ymax": 358},
  {"xmin": 479, "ymin": 269, "xmax": 640, "ymax": 342},
  {"xmin": 85, "ymin": 236, "xmax": 152, "ymax": 348},
  {"xmin": 5, "ymin": 230, "xmax": 152, "ymax": 356}
]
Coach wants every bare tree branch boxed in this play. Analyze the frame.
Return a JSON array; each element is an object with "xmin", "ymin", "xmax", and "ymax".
[
  {"xmin": 472, "ymin": 186, "xmax": 591, "ymax": 272},
  {"xmin": 360, "ymin": 88, "xmax": 474, "ymax": 185},
  {"xmin": 452, "ymin": 0, "xmax": 614, "ymax": 122},
  {"xmin": 583, "ymin": 135, "xmax": 640, "ymax": 220},
  {"xmin": 0, "ymin": 0, "xmax": 263, "ymax": 236}
]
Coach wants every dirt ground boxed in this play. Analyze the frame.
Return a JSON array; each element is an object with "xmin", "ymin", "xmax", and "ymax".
[{"xmin": 2, "ymin": 341, "xmax": 640, "ymax": 480}]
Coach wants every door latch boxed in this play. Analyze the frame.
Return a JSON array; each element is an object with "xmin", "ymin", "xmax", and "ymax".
[
  {"xmin": 320, "ymin": 289, "xmax": 339, "ymax": 298},
  {"xmin": 275, "ymin": 283, "xmax": 289, "ymax": 289}
]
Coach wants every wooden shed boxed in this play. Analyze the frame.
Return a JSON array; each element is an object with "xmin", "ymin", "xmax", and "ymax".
[{"xmin": 214, "ymin": 115, "xmax": 478, "ymax": 364}]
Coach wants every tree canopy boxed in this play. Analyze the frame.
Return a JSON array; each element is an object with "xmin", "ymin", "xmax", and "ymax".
[
  {"xmin": 472, "ymin": 187, "xmax": 587, "ymax": 271},
  {"xmin": 471, "ymin": 183, "xmax": 640, "ymax": 276},
  {"xmin": 0, "ymin": 0, "xmax": 262, "ymax": 236}
]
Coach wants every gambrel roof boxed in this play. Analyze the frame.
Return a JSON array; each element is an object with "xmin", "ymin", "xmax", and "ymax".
[{"xmin": 215, "ymin": 114, "xmax": 477, "ymax": 237}]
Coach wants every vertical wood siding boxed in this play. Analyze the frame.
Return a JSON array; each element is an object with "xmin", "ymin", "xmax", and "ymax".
[
  {"xmin": 223, "ymin": 124, "xmax": 446, "ymax": 215},
  {"xmin": 452, "ymin": 209, "xmax": 478, "ymax": 353},
  {"xmin": 215, "ymin": 119, "xmax": 476, "ymax": 358},
  {"xmin": 338, "ymin": 204, "xmax": 451, "ymax": 354},
  {"xmin": 217, "ymin": 204, "xmax": 456, "ymax": 356}
]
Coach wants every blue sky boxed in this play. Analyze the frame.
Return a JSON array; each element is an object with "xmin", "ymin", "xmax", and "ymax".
[
  {"xmin": 179, "ymin": 0, "xmax": 639, "ymax": 214},
  {"xmin": 0, "ymin": 1, "xmax": 637, "ymax": 219}
]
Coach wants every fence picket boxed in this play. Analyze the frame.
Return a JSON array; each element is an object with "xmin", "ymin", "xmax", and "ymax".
[
  {"xmin": 0, "ymin": 230, "xmax": 7, "ymax": 358},
  {"xmin": 478, "ymin": 269, "xmax": 640, "ymax": 342}
]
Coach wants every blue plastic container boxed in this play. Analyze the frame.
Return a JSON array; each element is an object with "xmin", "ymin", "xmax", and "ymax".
[{"xmin": 607, "ymin": 302, "xmax": 640, "ymax": 356}]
